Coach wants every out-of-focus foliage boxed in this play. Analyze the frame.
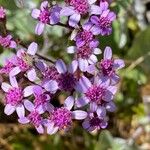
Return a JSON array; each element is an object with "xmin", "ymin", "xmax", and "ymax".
[{"xmin": 0, "ymin": 0, "xmax": 150, "ymax": 150}]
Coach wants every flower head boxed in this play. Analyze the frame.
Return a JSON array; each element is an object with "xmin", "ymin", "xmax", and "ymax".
[
  {"xmin": 18, "ymin": 100, "xmax": 45, "ymax": 134},
  {"xmin": 9, "ymin": 42, "xmax": 38, "ymax": 82},
  {"xmin": 75, "ymin": 76, "xmax": 117, "ymax": 117},
  {"xmin": 61, "ymin": 0, "xmax": 98, "ymax": 27},
  {"xmin": 43, "ymin": 59, "xmax": 78, "ymax": 92},
  {"xmin": 90, "ymin": 1, "xmax": 116, "ymax": 35},
  {"xmin": 45, "ymin": 96, "xmax": 87, "ymax": 134},
  {"xmin": 0, "ymin": 35, "xmax": 16, "ymax": 48},
  {"xmin": 1, "ymin": 76, "xmax": 34, "ymax": 117},
  {"xmin": 32, "ymin": 1, "xmax": 61, "ymax": 35},
  {"xmin": 67, "ymin": 42, "xmax": 101, "ymax": 72},
  {"xmin": 98, "ymin": 46, "xmax": 125, "ymax": 84}
]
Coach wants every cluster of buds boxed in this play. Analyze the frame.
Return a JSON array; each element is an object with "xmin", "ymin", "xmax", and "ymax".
[{"xmin": 0, "ymin": 0, "xmax": 124, "ymax": 134}]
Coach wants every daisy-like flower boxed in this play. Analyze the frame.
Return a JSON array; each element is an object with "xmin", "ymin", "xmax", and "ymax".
[
  {"xmin": 43, "ymin": 59, "xmax": 78, "ymax": 92},
  {"xmin": 1, "ymin": 76, "xmax": 34, "ymax": 117},
  {"xmin": 98, "ymin": 46, "xmax": 125, "ymax": 84},
  {"xmin": 75, "ymin": 76, "xmax": 117, "ymax": 117},
  {"xmin": 31, "ymin": 1, "xmax": 61, "ymax": 35},
  {"xmin": 45, "ymin": 96, "xmax": 87, "ymax": 134},
  {"xmin": 67, "ymin": 42, "xmax": 101, "ymax": 72},
  {"xmin": 0, "ymin": 35, "xmax": 17, "ymax": 49},
  {"xmin": 32, "ymin": 85, "xmax": 52, "ymax": 113},
  {"xmin": 18, "ymin": 100, "xmax": 48, "ymax": 134},
  {"xmin": 9, "ymin": 42, "xmax": 38, "ymax": 82},
  {"xmin": 90, "ymin": 1, "xmax": 116, "ymax": 35},
  {"xmin": 82, "ymin": 103, "xmax": 108, "ymax": 132},
  {"xmin": 74, "ymin": 22, "xmax": 100, "ymax": 48},
  {"xmin": 61, "ymin": 0, "xmax": 100, "ymax": 27},
  {"xmin": 0, "ymin": 6, "xmax": 6, "ymax": 20}
]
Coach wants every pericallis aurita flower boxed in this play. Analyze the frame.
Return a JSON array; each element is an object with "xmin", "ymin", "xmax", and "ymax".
[
  {"xmin": 98, "ymin": 46, "xmax": 125, "ymax": 84},
  {"xmin": 90, "ymin": 1, "xmax": 116, "ymax": 36},
  {"xmin": 61, "ymin": 0, "xmax": 102, "ymax": 27},
  {"xmin": 1, "ymin": 76, "xmax": 35, "ymax": 117},
  {"xmin": 31, "ymin": 1, "xmax": 61, "ymax": 35},
  {"xmin": 45, "ymin": 96, "xmax": 87, "ymax": 134}
]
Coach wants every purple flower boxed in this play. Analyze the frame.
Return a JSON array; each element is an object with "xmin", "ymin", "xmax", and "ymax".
[
  {"xmin": 1, "ymin": 76, "xmax": 34, "ymax": 117},
  {"xmin": 0, "ymin": 35, "xmax": 17, "ymax": 48},
  {"xmin": 82, "ymin": 104, "xmax": 108, "ymax": 132},
  {"xmin": 32, "ymin": 85, "xmax": 52, "ymax": 113},
  {"xmin": 61, "ymin": 0, "xmax": 98, "ymax": 27},
  {"xmin": 74, "ymin": 22, "xmax": 100, "ymax": 48},
  {"xmin": 75, "ymin": 75, "xmax": 117, "ymax": 116},
  {"xmin": 35, "ymin": 61, "xmax": 59, "ymax": 81},
  {"xmin": 67, "ymin": 43, "xmax": 101, "ymax": 72},
  {"xmin": 0, "ymin": 6, "xmax": 6, "ymax": 19},
  {"xmin": 9, "ymin": 42, "xmax": 38, "ymax": 82},
  {"xmin": 32, "ymin": 1, "xmax": 61, "ymax": 35},
  {"xmin": 99, "ymin": 46, "xmax": 125, "ymax": 84},
  {"xmin": 45, "ymin": 96, "xmax": 87, "ymax": 134},
  {"xmin": 18, "ymin": 100, "xmax": 46, "ymax": 134},
  {"xmin": 90, "ymin": 1, "xmax": 116, "ymax": 35},
  {"xmin": 45, "ymin": 59, "xmax": 78, "ymax": 92}
]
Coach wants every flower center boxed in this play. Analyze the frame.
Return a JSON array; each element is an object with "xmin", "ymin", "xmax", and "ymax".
[
  {"xmin": 89, "ymin": 117, "xmax": 102, "ymax": 127},
  {"xmin": 34, "ymin": 94, "xmax": 48, "ymax": 108},
  {"xmin": 100, "ymin": 59, "xmax": 114, "ymax": 76},
  {"xmin": 28, "ymin": 111, "xmax": 42, "ymax": 127},
  {"xmin": 42, "ymin": 66, "xmax": 59, "ymax": 80},
  {"xmin": 57, "ymin": 73, "xmax": 77, "ymax": 91},
  {"xmin": 85, "ymin": 85, "xmax": 105, "ymax": 104},
  {"xmin": 67, "ymin": 0, "xmax": 89, "ymax": 15},
  {"xmin": 77, "ymin": 30, "xmax": 93, "ymax": 45},
  {"xmin": 50, "ymin": 107, "xmax": 72, "ymax": 129},
  {"xmin": 99, "ymin": 16, "xmax": 111, "ymax": 29},
  {"xmin": 6, "ymin": 87, "xmax": 23, "ymax": 106},
  {"xmin": 77, "ymin": 45, "xmax": 93, "ymax": 59},
  {"xmin": 39, "ymin": 8, "xmax": 50, "ymax": 24}
]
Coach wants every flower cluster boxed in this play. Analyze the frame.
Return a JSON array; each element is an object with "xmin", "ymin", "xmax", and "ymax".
[{"xmin": 0, "ymin": 1, "xmax": 124, "ymax": 134}]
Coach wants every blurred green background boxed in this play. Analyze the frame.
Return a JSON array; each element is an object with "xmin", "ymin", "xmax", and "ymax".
[{"xmin": 0, "ymin": 0, "xmax": 150, "ymax": 150}]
